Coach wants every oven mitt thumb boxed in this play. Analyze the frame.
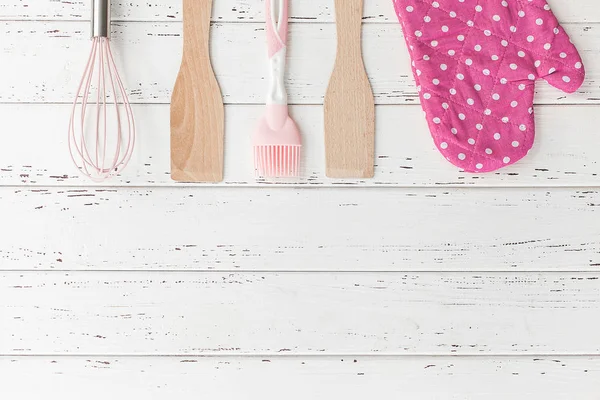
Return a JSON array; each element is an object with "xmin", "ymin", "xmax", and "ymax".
[{"xmin": 392, "ymin": 0, "xmax": 585, "ymax": 172}]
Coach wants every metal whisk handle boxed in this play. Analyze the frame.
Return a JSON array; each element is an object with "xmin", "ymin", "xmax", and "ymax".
[{"xmin": 92, "ymin": 0, "xmax": 111, "ymax": 39}]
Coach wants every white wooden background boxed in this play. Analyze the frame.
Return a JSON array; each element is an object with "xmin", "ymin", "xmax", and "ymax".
[{"xmin": 1, "ymin": 1, "xmax": 599, "ymax": 398}]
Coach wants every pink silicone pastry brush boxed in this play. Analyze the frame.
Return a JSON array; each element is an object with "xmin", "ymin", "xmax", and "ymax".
[{"xmin": 253, "ymin": 0, "xmax": 301, "ymax": 178}]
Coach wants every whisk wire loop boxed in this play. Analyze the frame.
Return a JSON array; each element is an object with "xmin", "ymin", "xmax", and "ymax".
[{"xmin": 68, "ymin": 36, "xmax": 135, "ymax": 182}]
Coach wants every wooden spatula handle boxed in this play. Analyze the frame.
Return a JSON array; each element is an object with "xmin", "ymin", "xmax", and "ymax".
[
  {"xmin": 333, "ymin": 0, "xmax": 364, "ymax": 51},
  {"xmin": 182, "ymin": 0, "xmax": 212, "ymax": 56}
]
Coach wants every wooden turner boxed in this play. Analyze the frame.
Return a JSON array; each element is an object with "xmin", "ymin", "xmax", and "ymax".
[
  {"xmin": 171, "ymin": 0, "xmax": 224, "ymax": 182},
  {"xmin": 324, "ymin": 0, "xmax": 375, "ymax": 179}
]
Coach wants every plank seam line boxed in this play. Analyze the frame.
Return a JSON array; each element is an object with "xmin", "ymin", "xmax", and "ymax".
[
  {"xmin": 0, "ymin": 102, "xmax": 590, "ymax": 107},
  {"xmin": 2, "ymin": 353, "xmax": 600, "ymax": 358},
  {"xmin": 0, "ymin": 185, "xmax": 599, "ymax": 190},
  {"xmin": 0, "ymin": 19, "xmax": 593, "ymax": 25},
  {"xmin": 2, "ymin": 270, "xmax": 600, "ymax": 274}
]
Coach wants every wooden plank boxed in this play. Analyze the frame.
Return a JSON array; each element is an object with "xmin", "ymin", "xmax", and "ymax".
[
  {"xmin": 1, "ymin": 22, "xmax": 597, "ymax": 105},
  {"xmin": 2, "ymin": 356, "xmax": 600, "ymax": 399},
  {"xmin": 0, "ymin": 104, "xmax": 599, "ymax": 188},
  {"xmin": 1, "ymin": 271, "xmax": 600, "ymax": 355},
  {"xmin": 0, "ymin": 0, "xmax": 596, "ymax": 23},
  {"xmin": 0, "ymin": 187, "xmax": 599, "ymax": 272}
]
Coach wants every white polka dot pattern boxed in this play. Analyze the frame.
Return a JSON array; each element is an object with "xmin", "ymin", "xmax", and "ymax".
[{"xmin": 393, "ymin": 0, "xmax": 585, "ymax": 172}]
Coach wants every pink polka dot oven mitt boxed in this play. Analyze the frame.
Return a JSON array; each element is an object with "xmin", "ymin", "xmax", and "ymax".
[{"xmin": 392, "ymin": 0, "xmax": 585, "ymax": 172}]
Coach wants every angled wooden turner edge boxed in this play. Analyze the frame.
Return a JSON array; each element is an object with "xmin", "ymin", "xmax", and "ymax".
[
  {"xmin": 324, "ymin": 0, "xmax": 375, "ymax": 179},
  {"xmin": 171, "ymin": 0, "xmax": 225, "ymax": 183}
]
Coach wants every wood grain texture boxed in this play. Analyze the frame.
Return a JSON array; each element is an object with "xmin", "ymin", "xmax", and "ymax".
[
  {"xmin": 3, "ymin": 356, "xmax": 600, "ymax": 400},
  {"xmin": 1, "ymin": 104, "xmax": 599, "ymax": 187},
  {"xmin": 0, "ymin": 187, "xmax": 598, "ymax": 272},
  {"xmin": 325, "ymin": 0, "xmax": 375, "ymax": 178},
  {"xmin": 2, "ymin": 271, "xmax": 600, "ymax": 355},
  {"xmin": 0, "ymin": 22, "xmax": 597, "ymax": 105},
  {"xmin": 170, "ymin": 0, "xmax": 224, "ymax": 182},
  {"xmin": 0, "ymin": 0, "xmax": 596, "ymax": 24}
]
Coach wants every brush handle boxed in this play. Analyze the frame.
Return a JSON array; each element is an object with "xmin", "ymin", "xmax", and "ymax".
[{"xmin": 266, "ymin": 0, "xmax": 289, "ymax": 107}]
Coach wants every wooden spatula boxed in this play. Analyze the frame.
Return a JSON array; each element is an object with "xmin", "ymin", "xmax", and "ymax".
[
  {"xmin": 324, "ymin": 0, "xmax": 375, "ymax": 179},
  {"xmin": 171, "ymin": 0, "xmax": 224, "ymax": 182}
]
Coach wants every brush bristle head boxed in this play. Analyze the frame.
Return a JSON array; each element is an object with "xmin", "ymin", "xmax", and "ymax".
[
  {"xmin": 253, "ymin": 108, "xmax": 301, "ymax": 178},
  {"xmin": 254, "ymin": 145, "xmax": 301, "ymax": 178}
]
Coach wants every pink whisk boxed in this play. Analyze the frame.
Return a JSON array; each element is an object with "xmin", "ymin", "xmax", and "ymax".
[{"xmin": 68, "ymin": 0, "xmax": 135, "ymax": 182}]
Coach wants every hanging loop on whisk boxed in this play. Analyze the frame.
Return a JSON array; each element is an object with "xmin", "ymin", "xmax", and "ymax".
[{"xmin": 92, "ymin": 0, "xmax": 111, "ymax": 38}]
